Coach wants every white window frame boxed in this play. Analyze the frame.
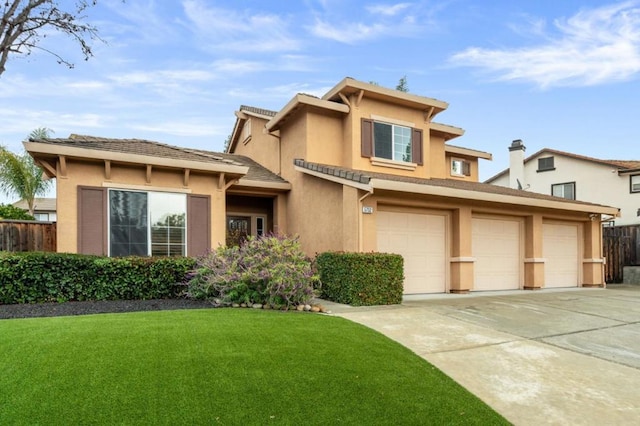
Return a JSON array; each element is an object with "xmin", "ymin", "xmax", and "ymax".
[
  {"xmin": 551, "ymin": 182, "xmax": 576, "ymax": 200},
  {"xmin": 373, "ymin": 121, "xmax": 413, "ymax": 163},
  {"xmin": 451, "ymin": 158, "xmax": 471, "ymax": 176},
  {"xmin": 631, "ymin": 175, "xmax": 640, "ymax": 193}
]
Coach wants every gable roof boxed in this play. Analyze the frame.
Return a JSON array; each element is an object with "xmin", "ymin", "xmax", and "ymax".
[
  {"xmin": 13, "ymin": 198, "xmax": 56, "ymax": 212},
  {"xmin": 24, "ymin": 135, "xmax": 290, "ymax": 189},
  {"xmin": 486, "ymin": 147, "xmax": 640, "ymax": 182},
  {"xmin": 238, "ymin": 105, "xmax": 277, "ymax": 118},
  {"xmin": 294, "ymin": 159, "xmax": 619, "ymax": 216}
]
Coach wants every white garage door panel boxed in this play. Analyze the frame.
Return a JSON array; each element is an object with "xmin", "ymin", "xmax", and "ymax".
[
  {"xmin": 472, "ymin": 217, "xmax": 521, "ymax": 291},
  {"xmin": 543, "ymin": 223, "xmax": 579, "ymax": 288},
  {"xmin": 377, "ymin": 211, "xmax": 446, "ymax": 294}
]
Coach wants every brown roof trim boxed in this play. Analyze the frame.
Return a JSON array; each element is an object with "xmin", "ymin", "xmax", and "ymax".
[
  {"xmin": 25, "ymin": 141, "xmax": 249, "ymax": 176},
  {"xmin": 24, "ymin": 136, "xmax": 290, "ymax": 186},
  {"xmin": 486, "ymin": 147, "xmax": 640, "ymax": 182},
  {"xmin": 239, "ymin": 105, "xmax": 277, "ymax": 118},
  {"xmin": 294, "ymin": 159, "xmax": 619, "ymax": 216}
]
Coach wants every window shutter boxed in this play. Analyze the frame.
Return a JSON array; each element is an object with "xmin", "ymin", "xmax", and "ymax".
[
  {"xmin": 361, "ymin": 118, "xmax": 373, "ymax": 158},
  {"xmin": 411, "ymin": 128, "xmax": 423, "ymax": 165},
  {"xmin": 462, "ymin": 161, "xmax": 471, "ymax": 176},
  {"xmin": 188, "ymin": 194, "xmax": 211, "ymax": 256},
  {"xmin": 77, "ymin": 186, "xmax": 106, "ymax": 255}
]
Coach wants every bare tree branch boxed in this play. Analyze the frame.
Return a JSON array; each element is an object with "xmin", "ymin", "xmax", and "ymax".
[{"xmin": 0, "ymin": 0, "xmax": 113, "ymax": 76}]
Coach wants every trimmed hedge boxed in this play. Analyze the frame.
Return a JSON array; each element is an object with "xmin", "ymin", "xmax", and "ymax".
[
  {"xmin": 0, "ymin": 252, "xmax": 196, "ymax": 304},
  {"xmin": 317, "ymin": 252, "xmax": 403, "ymax": 306}
]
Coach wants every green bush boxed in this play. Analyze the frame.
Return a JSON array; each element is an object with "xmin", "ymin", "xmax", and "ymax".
[
  {"xmin": 186, "ymin": 234, "xmax": 317, "ymax": 307},
  {"xmin": 0, "ymin": 204, "xmax": 34, "ymax": 220},
  {"xmin": 316, "ymin": 252, "xmax": 403, "ymax": 306},
  {"xmin": 0, "ymin": 252, "xmax": 195, "ymax": 304}
]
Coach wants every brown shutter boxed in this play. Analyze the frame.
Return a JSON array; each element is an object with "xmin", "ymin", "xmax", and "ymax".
[
  {"xmin": 361, "ymin": 118, "xmax": 373, "ymax": 158},
  {"xmin": 188, "ymin": 194, "xmax": 211, "ymax": 256},
  {"xmin": 78, "ymin": 186, "xmax": 106, "ymax": 255},
  {"xmin": 463, "ymin": 161, "xmax": 471, "ymax": 176},
  {"xmin": 412, "ymin": 128, "xmax": 423, "ymax": 165}
]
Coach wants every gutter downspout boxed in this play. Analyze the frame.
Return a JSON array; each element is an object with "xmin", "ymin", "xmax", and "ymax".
[{"xmin": 358, "ymin": 190, "xmax": 374, "ymax": 252}]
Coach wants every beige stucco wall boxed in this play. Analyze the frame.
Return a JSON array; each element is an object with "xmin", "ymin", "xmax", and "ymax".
[
  {"xmin": 55, "ymin": 159, "xmax": 226, "ymax": 254},
  {"xmin": 305, "ymin": 110, "xmax": 343, "ymax": 166},
  {"xmin": 232, "ymin": 117, "xmax": 282, "ymax": 175}
]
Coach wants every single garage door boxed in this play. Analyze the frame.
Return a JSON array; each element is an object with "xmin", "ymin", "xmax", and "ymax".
[
  {"xmin": 377, "ymin": 211, "xmax": 446, "ymax": 294},
  {"xmin": 472, "ymin": 217, "xmax": 522, "ymax": 291},
  {"xmin": 543, "ymin": 223, "xmax": 579, "ymax": 288}
]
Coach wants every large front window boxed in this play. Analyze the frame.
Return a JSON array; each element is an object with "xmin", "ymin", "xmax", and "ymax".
[
  {"xmin": 109, "ymin": 190, "xmax": 186, "ymax": 257},
  {"xmin": 374, "ymin": 122, "xmax": 412, "ymax": 162}
]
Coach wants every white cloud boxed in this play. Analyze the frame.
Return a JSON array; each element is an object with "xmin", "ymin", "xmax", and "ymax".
[
  {"xmin": 308, "ymin": 2, "xmax": 422, "ymax": 43},
  {"xmin": 130, "ymin": 120, "xmax": 226, "ymax": 138},
  {"xmin": 450, "ymin": 1, "xmax": 640, "ymax": 88},
  {"xmin": 366, "ymin": 3, "xmax": 412, "ymax": 16},
  {"xmin": 181, "ymin": 0, "xmax": 301, "ymax": 52}
]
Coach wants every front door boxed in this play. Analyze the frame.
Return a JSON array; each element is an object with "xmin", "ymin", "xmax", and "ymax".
[{"xmin": 227, "ymin": 216, "xmax": 250, "ymax": 247}]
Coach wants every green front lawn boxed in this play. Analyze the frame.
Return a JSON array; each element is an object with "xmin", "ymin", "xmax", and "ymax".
[{"xmin": 0, "ymin": 309, "xmax": 507, "ymax": 425}]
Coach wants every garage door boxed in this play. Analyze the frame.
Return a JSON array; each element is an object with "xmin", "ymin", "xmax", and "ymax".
[
  {"xmin": 377, "ymin": 211, "xmax": 446, "ymax": 294},
  {"xmin": 472, "ymin": 217, "xmax": 521, "ymax": 291},
  {"xmin": 543, "ymin": 223, "xmax": 579, "ymax": 288}
]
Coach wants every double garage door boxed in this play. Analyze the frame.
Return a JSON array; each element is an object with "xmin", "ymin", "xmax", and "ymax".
[{"xmin": 377, "ymin": 211, "xmax": 580, "ymax": 294}]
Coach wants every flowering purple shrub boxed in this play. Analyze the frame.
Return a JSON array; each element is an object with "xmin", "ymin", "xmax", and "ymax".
[{"xmin": 186, "ymin": 234, "xmax": 317, "ymax": 307}]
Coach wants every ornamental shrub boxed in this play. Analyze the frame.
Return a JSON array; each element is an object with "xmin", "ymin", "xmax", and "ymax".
[
  {"xmin": 316, "ymin": 252, "xmax": 403, "ymax": 306},
  {"xmin": 186, "ymin": 234, "xmax": 317, "ymax": 307},
  {"xmin": 0, "ymin": 204, "xmax": 34, "ymax": 220},
  {"xmin": 0, "ymin": 252, "xmax": 195, "ymax": 304}
]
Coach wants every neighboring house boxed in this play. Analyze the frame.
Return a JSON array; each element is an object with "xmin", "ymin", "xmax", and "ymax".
[
  {"xmin": 486, "ymin": 140, "xmax": 640, "ymax": 226},
  {"xmin": 25, "ymin": 77, "xmax": 619, "ymax": 294},
  {"xmin": 12, "ymin": 198, "xmax": 57, "ymax": 221}
]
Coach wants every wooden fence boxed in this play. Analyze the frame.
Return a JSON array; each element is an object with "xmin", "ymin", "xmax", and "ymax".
[
  {"xmin": 0, "ymin": 220, "xmax": 57, "ymax": 253},
  {"xmin": 603, "ymin": 225, "xmax": 640, "ymax": 283}
]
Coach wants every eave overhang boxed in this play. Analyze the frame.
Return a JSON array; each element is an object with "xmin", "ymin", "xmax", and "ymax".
[
  {"xmin": 24, "ymin": 141, "xmax": 249, "ymax": 177},
  {"xmin": 431, "ymin": 122, "xmax": 465, "ymax": 141},
  {"xmin": 322, "ymin": 77, "xmax": 449, "ymax": 118},
  {"xmin": 234, "ymin": 178, "xmax": 292, "ymax": 191},
  {"xmin": 265, "ymin": 94, "xmax": 350, "ymax": 132},
  {"xmin": 445, "ymin": 144, "xmax": 493, "ymax": 160},
  {"xmin": 295, "ymin": 164, "xmax": 620, "ymax": 217}
]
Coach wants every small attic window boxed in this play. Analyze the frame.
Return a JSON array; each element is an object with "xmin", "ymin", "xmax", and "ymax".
[
  {"xmin": 537, "ymin": 156, "xmax": 555, "ymax": 172},
  {"xmin": 451, "ymin": 158, "xmax": 471, "ymax": 176}
]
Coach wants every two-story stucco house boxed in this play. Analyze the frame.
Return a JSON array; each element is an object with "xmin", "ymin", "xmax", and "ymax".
[
  {"xmin": 486, "ymin": 140, "xmax": 640, "ymax": 226},
  {"xmin": 25, "ymin": 78, "xmax": 619, "ymax": 294}
]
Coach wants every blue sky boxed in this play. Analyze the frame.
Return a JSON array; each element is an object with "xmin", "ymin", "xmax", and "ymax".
[{"xmin": 1, "ymin": 0, "xmax": 639, "ymax": 203}]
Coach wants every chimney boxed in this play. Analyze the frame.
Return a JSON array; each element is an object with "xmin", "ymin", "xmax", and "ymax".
[{"xmin": 509, "ymin": 139, "xmax": 526, "ymax": 189}]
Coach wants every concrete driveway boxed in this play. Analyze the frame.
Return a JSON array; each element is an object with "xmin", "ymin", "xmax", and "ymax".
[{"xmin": 326, "ymin": 285, "xmax": 640, "ymax": 425}]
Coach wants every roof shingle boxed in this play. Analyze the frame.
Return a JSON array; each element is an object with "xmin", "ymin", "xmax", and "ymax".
[{"xmin": 29, "ymin": 135, "xmax": 288, "ymax": 185}]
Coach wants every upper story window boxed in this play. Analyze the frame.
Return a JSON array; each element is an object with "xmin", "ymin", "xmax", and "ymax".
[
  {"xmin": 551, "ymin": 182, "xmax": 575, "ymax": 200},
  {"xmin": 374, "ymin": 122, "xmax": 412, "ymax": 162},
  {"xmin": 361, "ymin": 118, "xmax": 423, "ymax": 166},
  {"xmin": 451, "ymin": 158, "xmax": 471, "ymax": 177},
  {"xmin": 537, "ymin": 156, "xmax": 555, "ymax": 172},
  {"xmin": 631, "ymin": 175, "xmax": 640, "ymax": 193}
]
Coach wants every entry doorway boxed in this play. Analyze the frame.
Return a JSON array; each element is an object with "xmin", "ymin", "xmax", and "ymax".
[{"xmin": 226, "ymin": 215, "xmax": 266, "ymax": 246}]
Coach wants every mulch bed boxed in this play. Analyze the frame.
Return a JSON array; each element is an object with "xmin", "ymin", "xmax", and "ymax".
[{"xmin": 0, "ymin": 299, "xmax": 215, "ymax": 320}]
